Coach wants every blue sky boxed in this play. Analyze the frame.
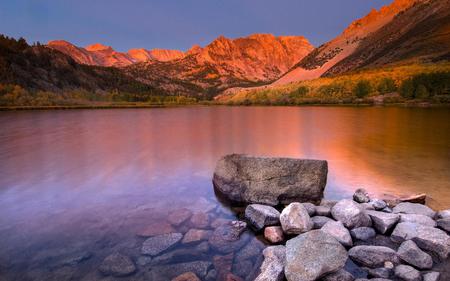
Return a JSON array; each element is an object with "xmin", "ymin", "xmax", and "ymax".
[{"xmin": 0, "ymin": 0, "xmax": 392, "ymax": 51}]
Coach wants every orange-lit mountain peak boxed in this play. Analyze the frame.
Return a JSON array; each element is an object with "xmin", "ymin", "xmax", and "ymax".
[{"xmin": 85, "ymin": 43, "xmax": 112, "ymax": 52}]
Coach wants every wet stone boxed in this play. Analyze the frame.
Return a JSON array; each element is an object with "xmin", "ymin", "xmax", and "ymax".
[
  {"xmin": 366, "ymin": 210, "xmax": 399, "ymax": 234},
  {"xmin": 141, "ymin": 233, "xmax": 183, "ymax": 256},
  {"xmin": 393, "ymin": 202, "xmax": 436, "ymax": 218},
  {"xmin": 397, "ymin": 240, "xmax": 433, "ymax": 269},
  {"xmin": 189, "ymin": 212, "xmax": 210, "ymax": 229},
  {"xmin": 244, "ymin": 204, "xmax": 280, "ymax": 231},
  {"xmin": 255, "ymin": 245, "xmax": 286, "ymax": 281},
  {"xmin": 312, "ymin": 216, "xmax": 334, "ymax": 229},
  {"xmin": 136, "ymin": 221, "xmax": 176, "ymax": 237},
  {"xmin": 315, "ymin": 206, "xmax": 331, "ymax": 217},
  {"xmin": 370, "ymin": 199, "xmax": 387, "ymax": 211},
  {"xmin": 437, "ymin": 218, "xmax": 450, "ymax": 232},
  {"xmin": 394, "ymin": 264, "xmax": 421, "ymax": 281},
  {"xmin": 98, "ymin": 253, "xmax": 136, "ymax": 277},
  {"xmin": 302, "ymin": 203, "xmax": 316, "ymax": 216},
  {"xmin": 208, "ymin": 221, "xmax": 250, "ymax": 253},
  {"xmin": 321, "ymin": 220, "xmax": 353, "ymax": 247},
  {"xmin": 354, "ymin": 188, "xmax": 370, "ymax": 203},
  {"xmin": 321, "ymin": 269, "xmax": 354, "ymax": 281},
  {"xmin": 264, "ymin": 226, "xmax": 284, "ymax": 244},
  {"xmin": 399, "ymin": 213, "xmax": 437, "ymax": 227},
  {"xmin": 168, "ymin": 208, "xmax": 193, "ymax": 226},
  {"xmin": 148, "ymin": 261, "xmax": 212, "ymax": 280},
  {"xmin": 349, "ymin": 246, "xmax": 399, "ymax": 268},
  {"xmin": 366, "ymin": 267, "xmax": 392, "ymax": 279},
  {"xmin": 280, "ymin": 202, "xmax": 313, "ymax": 234},
  {"xmin": 350, "ymin": 227, "xmax": 376, "ymax": 241},
  {"xmin": 182, "ymin": 229, "xmax": 212, "ymax": 244}
]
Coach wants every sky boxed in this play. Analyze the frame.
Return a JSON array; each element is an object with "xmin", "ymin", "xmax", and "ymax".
[{"xmin": 0, "ymin": 0, "xmax": 392, "ymax": 52}]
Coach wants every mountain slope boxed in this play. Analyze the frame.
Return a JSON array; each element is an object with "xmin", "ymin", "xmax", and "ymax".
[
  {"xmin": 126, "ymin": 34, "xmax": 314, "ymax": 96},
  {"xmin": 47, "ymin": 41, "xmax": 185, "ymax": 67},
  {"xmin": 0, "ymin": 35, "xmax": 158, "ymax": 93},
  {"xmin": 274, "ymin": 0, "xmax": 425, "ymax": 85},
  {"xmin": 324, "ymin": 0, "xmax": 450, "ymax": 76}
]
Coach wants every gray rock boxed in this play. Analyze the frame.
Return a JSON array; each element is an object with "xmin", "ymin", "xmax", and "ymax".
[
  {"xmin": 264, "ymin": 226, "xmax": 284, "ymax": 244},
  {"xmin": 205, "ymin": 269, "xmax": 217, "ymax": 281},
  {"xmin": 302, "ymin": 203, "xmax": 316, "ymax": 216},
  {"xmin": 399, "ymin": 214, "xmax": 437, "ymax": 227},
  {"xmin": 321, "ymin": 269, "xmax": 354, "ymax": 281},
  {"xmin": 137, "ymin": 256, "xmax": 152, "ymax": 266},
  {"xmin": 354, "ymin": 188, "xmax": 370, "ymax": 203},
  {"xmin": 366, "ymin": 211, "xmax": 399, "ymax": 234},
  {"xmin": 331, "ymin": 199, "xmax": 371, "ymax": 229},
  {"xmin": 423, "ymin": 272, "xmax": 440, "ymax": 281},
  {"xmin": 312, "ymin": 216, "xmax": 334, "ymax": 229},
  {"xmin": 437, "ymin": 218, "xmax": 450, "ymax": 232},
  {"xmin": 316, "ymin": 206, "xmax": 331, "ymax": 217},
  {"xmin": 370, "ymin": 199, "xmax": 387, "ymax": 211},
  {"xmin": 350, "ymin": 227, "xmax": 376, "ymax": 241},
  {"xmin": 209, "ymin": 221, "xmax": 250, "ymax": 253},
  {"xmin": 354, "ymin": 279, "xmax": 391, "ymax": 281},
  {"xmin": 393, "ymin": 202, "xmax": 436, "ymax": 218},
  {"xmin": 98, "ymin": 253, "xmax": 136, "ymax": 277},
  {"xmin": 321, "ymin": 221, "xmax": 353, "ymax": 247},
  {"xmin": 148, "ymin": 261, "xmax": 212, "ymax": 280},
  {"xmin": 394, "ymin": 265, "xmax": 421, "ymax": 281},
  {"xmin": 360, "ymin": 203, "xmax": 375, "ymax": 211},
  {"xmin": 233, "ymin": 259, "xmax": 253, "ymax": 278},
  {"xmin": 212, "ymin": 154, "xmax": 327, "ymax": 205},
  {"xmin": 391, "ymin": 222, "xmax": 450, "ymax": 261},
  {"xmin": 397, "ymin": 240, "xmax": 433, "ymax": 269},
  {"xmin": 320, "ymin": 199, "xmax": 338, "ymax": 208},
  {"xmin": 280, "ymin": 202, "xmax": 313, "ymax": 234},
  {"xmin": 437, "ymin": 209, "xmax": 450, "ymax": 219},
  {"xmin": 254, "ymin": 246, "xmax": 286, "ymax": 281},
  {"xmin": 382, "ymin": 207, "xmax": 393, "ymax": 213},
  {"xmin": 141, "ymin": 233, "xmax": 183, "ymax": 256},
  {"xmin": 235, "ymin": 237, "xmax": 264, "ymax": 262},
  {"xmin": 354, "ymin": 234, "xmax": 400, "ymax": 250},
  {"xmin": 348, "ymin": 246, "xmax": 399, "ymax": 268},
  {"xmin": 285, "ymin": 230, "xmax": 348, "ymax": 281},
  {"xmin": 181, "ymin": 229, "xmax": 212, "ymax": 244},
  {"xmin": 245, "ymin": 204, "xmax": 280, "ymax": 231},
  {"xmin": 366, "ymin": 267, "xmax": 392, "ymax": 279}
]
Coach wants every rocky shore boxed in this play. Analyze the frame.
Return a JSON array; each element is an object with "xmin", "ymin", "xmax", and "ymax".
[{"xmin": 212, "ymin": 154, "xmax": 450, "ymax": 281}]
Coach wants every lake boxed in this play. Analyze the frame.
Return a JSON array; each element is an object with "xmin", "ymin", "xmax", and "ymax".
[{"xmin": 0, "ymin": 106, "xmax": 449, "ymax": 280}]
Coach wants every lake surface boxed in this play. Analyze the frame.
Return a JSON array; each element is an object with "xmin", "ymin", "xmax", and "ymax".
[{"xmin": 0, "ymin": 106, "xmax": 449, "ymax": 280}]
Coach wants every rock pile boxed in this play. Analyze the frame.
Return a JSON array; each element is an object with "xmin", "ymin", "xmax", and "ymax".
[{"xmin": 243, "ymin": 188, "xmax": 450, "ymax": 281}]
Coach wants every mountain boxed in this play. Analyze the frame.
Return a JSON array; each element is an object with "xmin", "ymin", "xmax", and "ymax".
[
  {"xmin": 0, "ymin": 35, "xmax": 158, "ymax": 93},
  {"xmin": 274, "ymin": 0, "xmax": 445, "ymax": 85},
  {"xmin": 47, "ymin": 41, "xmax": 185, "ymax": 67},
  {"xmin": 125, "ymin": 34, "xmax": 314, "ymax": 96}
]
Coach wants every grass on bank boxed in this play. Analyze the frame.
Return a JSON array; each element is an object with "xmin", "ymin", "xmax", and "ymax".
[{"xmin": 218, "ymin": 63, "xmax": 450, "ymax": 105}]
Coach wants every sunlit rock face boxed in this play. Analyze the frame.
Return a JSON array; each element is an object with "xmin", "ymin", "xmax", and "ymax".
[
  {"xmin": 274, "ymin": 0, "xmax": 428, "ymax": 85},
  {"xmin": 47, "ymin": 41, "xmax": 185, "ymax": 67}
]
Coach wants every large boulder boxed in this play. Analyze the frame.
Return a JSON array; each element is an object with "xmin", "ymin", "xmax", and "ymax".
[
  {"xmin": 321, "ymin": 221, "xmax": 353, "ymax": 247},
  {"xmin": 391, "ymin": 222, "xmax": 450, "ymax": 261},
  {"xmin": 397, "ymin": 240, "xmax": 433, "ymax": 269},
  {"xmin": 285, "ymin": 230, "xmax": 348, "ymax": 281},
  {"xmin": 366, "ymin": 211, "xmax": 399, "ymax": 234},
  {"xmin": 213, "ymin": 154, "xmax": 327, "ymax": 206},
  {"xmin": 245, "ymin": 204, "xmax": 280, "ymax": 231},
  {"xmin": 280, "ymin": 203, "xmax": 313, "ymax": 234},
  {"xmin": 254, "ymin": 246, "xmax": 286, "ymax": 281},
  {"xmin": 399, "ymin": 213, "xmax": 437, "ymax": 227},
  {"xmin": 331, "ymin": 199, "xmax": 371, "ymax": 229},
  {"xmin": 348, "ymin": 246, "xmax": 399, "ymax": 268},
  {"xmin": 393, "ymin": 202, "xmax": 436, "ymax": 218}
]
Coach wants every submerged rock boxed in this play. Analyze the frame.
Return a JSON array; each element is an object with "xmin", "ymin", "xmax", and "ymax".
[
  {"xmin": 172, "ymin": 272, "xmax": 201, "ymax": 281},
  {"xmin": 148, "ymin": 261, "xmax": 212, "ymax": 280},
  {"xmin": 349, "ymin": 246, "xmax": 399, "ymax": 268},
  {"xmin": 285, "ymin": 230, "xmax": 348, "ymax": 281},
  {"xmin": 280, "ymin": 202, "xmax": 313, "ymax": 234},
  {"xmin": 244, "ymin": 204, "xmax": 280, "ymax": 231},
  {"xmin": 208, "ymin": 221, "xmax": 250, "ymax": 253},
  {"xmin": 181, "ymin": 229, "xmax": 212, "ymax": 244},
  {"xmin": 141, "ymin": 233, "xmax": 183, "ymax": 256},
  {"xmin": 331, "ymin": 199, "xmax": 371, "ymax": 229},
  {"xmin": 254, "ymin": 245, "xmax": 286, "ymax": 281},
  {"xmin": 213, "ymin": 154, "xmax": 327, "ymax": 205},
  {"xmin": 168, "ymin": 208, "xmax": 193, "ymax": 226},
  {"xmin": 98, "ymin": 253, "xmax": 136, "ymax": 277}
]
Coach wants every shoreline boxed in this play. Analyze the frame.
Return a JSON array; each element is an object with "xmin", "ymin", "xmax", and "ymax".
[{"xmin": 1, "ymin": 102, "xmax": 449, "ymax": 111}]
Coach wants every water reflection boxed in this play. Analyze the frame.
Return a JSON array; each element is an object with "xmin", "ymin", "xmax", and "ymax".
[{"xmin": 0, "ymin": 106, "xmax": 449, "ymax": 279}]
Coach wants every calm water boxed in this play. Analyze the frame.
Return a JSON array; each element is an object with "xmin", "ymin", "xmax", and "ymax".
[{"xmin": 0, "ymin": 106, "xmax": 449, "ymax": 280}]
